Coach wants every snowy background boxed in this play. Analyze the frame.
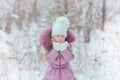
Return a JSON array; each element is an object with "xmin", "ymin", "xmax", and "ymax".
[{"xmin": 0, "ymin": 0, "xmax": 120, "ymax": 80}]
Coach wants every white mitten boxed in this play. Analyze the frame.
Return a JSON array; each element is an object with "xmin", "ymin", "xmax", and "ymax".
[
  {"xmin": 52, "ymin": 42, "xmax": 61, "ymax": 51},
  {"xmin": 60, "ymin": 41, "xmax": 69, "ymax": 51}
]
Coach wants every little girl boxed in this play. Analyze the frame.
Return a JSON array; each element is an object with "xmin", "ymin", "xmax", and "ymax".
[{"xmin": 40, "ymin": 16, "xmax": 77, "ymax": 80}]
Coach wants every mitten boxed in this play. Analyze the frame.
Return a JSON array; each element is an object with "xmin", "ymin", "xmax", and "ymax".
[
  {"xmin": 60, "ymin": 41, "xmax": 69, "ymax": 51},
  {"xmin": 52, "ymin": 42, "xmax": 61, "ymax": 52}
]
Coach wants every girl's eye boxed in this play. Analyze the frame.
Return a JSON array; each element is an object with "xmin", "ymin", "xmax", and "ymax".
[
  {"xmin": 56, "ymin": 35, "xmax": 59, "ymax": 37},
  {"xmin": 61, "ymin": 35, "xmax": 65, "ymax": 37}
]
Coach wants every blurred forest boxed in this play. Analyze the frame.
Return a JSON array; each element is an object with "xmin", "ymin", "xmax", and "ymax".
[{"xmin": 0, "ymin": 0, "xmax": 105, "ymax": 42}]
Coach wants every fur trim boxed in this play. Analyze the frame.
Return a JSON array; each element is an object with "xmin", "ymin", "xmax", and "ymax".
[{"xmin": 40, "ymin": 28, "xmax": 75, "ymax": 51}]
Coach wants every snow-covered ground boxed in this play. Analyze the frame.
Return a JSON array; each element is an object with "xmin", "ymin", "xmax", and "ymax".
[{"xmin": 0, "ymin": 0, "xmax": 120, "ymax": 80}]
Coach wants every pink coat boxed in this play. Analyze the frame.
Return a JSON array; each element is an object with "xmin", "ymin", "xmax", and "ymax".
[
  {"xmin": 42, "ymin": 49, "xmax": 77, "ymax": 80},
  {"xmin": 40, "ymin": 28, "xmax": 77, "ymax": 80}
]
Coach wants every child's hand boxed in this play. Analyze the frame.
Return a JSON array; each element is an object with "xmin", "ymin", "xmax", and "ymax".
[
  {"xmin": 60, "ymin": 41, "xmax": 69, "ymax": 51},
  {"xmin": 52, "ymin": 41, "xmax": 69, "ymax": 52},
  {"xmin": 52, "ymin": 42, "xmax": 61, "ymax": 52}
]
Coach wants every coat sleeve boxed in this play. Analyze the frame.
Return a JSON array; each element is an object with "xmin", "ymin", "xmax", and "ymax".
[
  {"xmin": 60, "ymin": 48, "xmax": 74, "ymax": 64},
  {"xmin": 47, "ymin": 49, "xmax": 59, "ymax": 64}
]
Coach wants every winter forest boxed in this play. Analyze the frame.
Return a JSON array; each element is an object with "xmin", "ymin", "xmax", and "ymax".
[{"xmin": 0, "ymin": 0, "xmax": 120, "ymax": 80}]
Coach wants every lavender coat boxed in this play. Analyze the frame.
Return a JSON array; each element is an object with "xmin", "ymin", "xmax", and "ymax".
[
  {"xmin": 40, "ymin": 28, "xmax": 77, "ymax": 80},
  {"xmin": 42, "ymin": 49, "xmax": 77, "ymax": 80}
]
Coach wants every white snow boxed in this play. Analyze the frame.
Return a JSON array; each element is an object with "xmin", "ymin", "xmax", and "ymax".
[{"xmin": 0, "ymin": 0, "xmax": 120, "ymax": 80}]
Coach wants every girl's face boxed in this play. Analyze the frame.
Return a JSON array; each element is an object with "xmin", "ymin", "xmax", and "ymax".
[{"xmin": 53, "ymin": 34, "xmax": 66, "ymax": 44}]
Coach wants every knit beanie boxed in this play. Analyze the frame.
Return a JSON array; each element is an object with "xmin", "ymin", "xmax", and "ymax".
[{"xmin": 52, "ymin": 16, "xmax": 70, "ymax": 37}]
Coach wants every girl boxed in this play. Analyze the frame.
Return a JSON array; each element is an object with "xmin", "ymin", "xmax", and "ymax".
[{"xmin": 40, "ymin": 16, "xmax": 77, "ymax": 80}]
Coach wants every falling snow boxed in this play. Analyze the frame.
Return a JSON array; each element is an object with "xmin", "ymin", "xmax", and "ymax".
[{"xmin": 0, "ymin": 0, "xmax": 120, "ymax": 80}]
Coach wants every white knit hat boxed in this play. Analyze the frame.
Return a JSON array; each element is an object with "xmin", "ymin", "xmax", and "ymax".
[{"xmin": 52, "ymin": 16, "xmax": 70, "ymax": 37}]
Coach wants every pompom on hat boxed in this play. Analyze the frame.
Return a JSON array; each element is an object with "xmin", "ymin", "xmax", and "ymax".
[
  {"xmin": 52, "ymin": 16, "xmax": 70, "ymax": 37},
  {"xmin": 40, "ymin": 16, "xmax": 76, "ymax": 51}
]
